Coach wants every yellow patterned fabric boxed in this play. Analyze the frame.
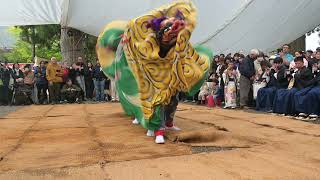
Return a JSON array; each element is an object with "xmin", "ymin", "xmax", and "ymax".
[{"xmin": 123, "ymin": 1, "xmax": 210, "ymax": 120}]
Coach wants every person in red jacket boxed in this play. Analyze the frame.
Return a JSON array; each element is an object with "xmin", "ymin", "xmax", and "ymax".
[{"xmin": 61, "ymin": 62, "xmax": 70, "ymax": 84}]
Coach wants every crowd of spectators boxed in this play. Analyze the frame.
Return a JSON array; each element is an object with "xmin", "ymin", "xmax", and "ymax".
[
  {"xmin": 191, "ymin": 44, "xmax": 320, "ymax": 120},
  {"xmin": 1, "ymin": 45, "xmax": 320, "ymax": 121},
  {"xmin": 0, "ymin": 56, "xmax": 118, "ymax": 105}
]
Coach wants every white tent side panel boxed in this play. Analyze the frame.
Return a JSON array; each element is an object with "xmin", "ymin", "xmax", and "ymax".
[
  {"xmin": 204, "ymin": 0, "xmax": 320, "ymax": 53},
  {"xmin": 0, "ymin": 0, "xmax": 63, "ymax": 26}
]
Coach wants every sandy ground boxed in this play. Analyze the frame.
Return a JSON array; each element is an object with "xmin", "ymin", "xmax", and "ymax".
[{"xmin": 0, "ymin": 103, "xmax": 320, "ymax": 180}]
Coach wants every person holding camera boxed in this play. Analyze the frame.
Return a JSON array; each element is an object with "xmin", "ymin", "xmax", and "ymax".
[
  {"xmin": 46, "ymin": 57, "xmax": 63, "ymax": 104},
  {"xmin": 11, "ymin": 63, "xmax": 24, "ymax": 84},
  {"xmin": 256, "ymin": 57, "xmax": 287, "ymax": 112}
]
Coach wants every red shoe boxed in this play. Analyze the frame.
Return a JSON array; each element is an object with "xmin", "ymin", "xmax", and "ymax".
[{"xmin": 155, "ymin": 130, "xmax": 165, "ymax": 144}]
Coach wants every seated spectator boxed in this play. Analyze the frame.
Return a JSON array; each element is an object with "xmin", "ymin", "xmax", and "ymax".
[
  {"xmin": 308, "ymin": 50, "xmax": 320, "ymax": 73},
  {"xmin": 294, "ymin": 83, "xmax": 320, "ymax": 120},
  {"xmin": 61, "ymin": 79, "xmax": 81, "ymax": 103},
  {"xmin": 294, "ymin": 52, "xmax": 320, "ymax": 120},
  {"xmin": 210, "ymin": 79, "xmax": 220, "ymax": 105},
  {"xmin": 273, "ymin": 57, "xmax": 313, "ymax": 115},
  {"xmin": 198, "ymin": 79, "xmax": 219, "ymax": 105},
  {"xmin": 198, "ymin": 82, "xmax": 209, "ymax": 105},
  {"xmin": 256, "ymin": 57, "xmax": 287, "ymax": 112},
  {"xmin": 289, "ymin": 51, "xmax": 308, "ymax": 69},
  {"xmin": 253, "ymin": 60, "xmax": 270, "ymax": 100},
  {"xmin": 223, "ymin": 61, "xmax": 240, "ymax": 109}
]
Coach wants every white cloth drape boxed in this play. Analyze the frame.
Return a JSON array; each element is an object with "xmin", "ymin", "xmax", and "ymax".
[{"xmin": 1, "ymin": 0, "xmax": 320, "ymax": 53}]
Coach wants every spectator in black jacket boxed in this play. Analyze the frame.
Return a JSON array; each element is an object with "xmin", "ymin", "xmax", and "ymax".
[
  {"xmin": 93, "ymin": 61, "xmax": 107, "ymax": 102},
  {"xmin": 34, "ymin": 61, "xmax": 48, "ymax": 104},
  {"xmin": 85, "ymin": 62, "xmax": 94, "ymax": 100},
  {"xmin": 239, "ymin": 49, "xmax": 258, "ymax": 108},
  {"xmin": 0, "ymin": 62, "xmax": 12, "ymax": 105},
  {"xmin": 256, "ymin": 57, "xmax": 288, "ymax": 112},
  {"xmin": 11, "ymin": 63, "xmax": 24, "ymax": 84},
  {"xmin": 273, "ymin": 57, "xmax": 313, "ymax": 115}
]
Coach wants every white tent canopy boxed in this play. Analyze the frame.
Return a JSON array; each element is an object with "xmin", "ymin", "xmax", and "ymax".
[{"xmin": 1, "ymin": 0, "xmax": 320, "ymax": 53}]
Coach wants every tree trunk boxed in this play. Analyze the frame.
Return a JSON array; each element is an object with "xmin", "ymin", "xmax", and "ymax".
[
  {"xmin": 60, "ymin": 27, "xmax": 85, "ymax": 64},
  {"xmin": 31, "ymin": 42, "xmax": 36, "ymax": 63},
  {"xmin": 31, "ymin": 27, "xmax": 36, "ymax": 63}
]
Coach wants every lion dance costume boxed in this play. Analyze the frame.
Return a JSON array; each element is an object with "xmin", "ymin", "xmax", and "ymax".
[{"xmin": 96, "ymin": 1, "xmax": 213, "ymax": 143}]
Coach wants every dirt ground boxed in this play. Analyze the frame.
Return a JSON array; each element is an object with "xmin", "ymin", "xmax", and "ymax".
[{"xmin": 0, "ymin": 103, "xmax": 320, "ymax": 180}]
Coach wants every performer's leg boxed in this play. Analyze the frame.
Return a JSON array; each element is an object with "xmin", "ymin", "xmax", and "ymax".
[
  {"xmin": 110, "ymin": 80, "xmax": 116, "ymax": 101},
  {"xmin": 154, "ymin": 107, "xmax": 166, "ymax": 144},
  {"xmin": 100, "ymin": 80, "xmax": 106, "ymax": 101},
  {"xmin": 164, "ymin": 94, "xmax": 181, "ymax": 131},
  {"xmin": 154, "ymin": 94, "xmax": 180, "ymax": 144}
]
